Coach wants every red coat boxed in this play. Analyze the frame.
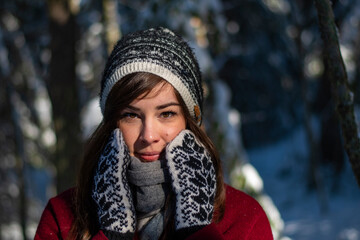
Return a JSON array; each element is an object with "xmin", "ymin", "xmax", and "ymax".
[{"xmin": 35, "ymin": 185, "xmax": 273, "ymax": 239}]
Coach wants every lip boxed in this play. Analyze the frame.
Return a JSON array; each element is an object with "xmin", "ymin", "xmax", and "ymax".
[{"xmin": 136, "ymin": 152, "xmax": 161, "ymax": 162}]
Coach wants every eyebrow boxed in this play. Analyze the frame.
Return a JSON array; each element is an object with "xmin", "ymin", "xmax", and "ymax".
[
  {"xmin": 126, "ymin": 102, "xmax": 181, "ymax": 111},
  {"xmin": 157, "ymin": 102, "xmax": 181, "ymax": 110}
]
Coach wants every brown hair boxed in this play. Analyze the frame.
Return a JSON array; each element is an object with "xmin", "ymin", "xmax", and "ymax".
[{"xmin": 68, "ymin": 72, "xmax": 225, "ymax": 239}]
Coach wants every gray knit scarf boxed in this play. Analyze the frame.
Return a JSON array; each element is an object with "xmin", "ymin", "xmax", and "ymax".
[{"xmin": 127, "ymin": 156, "xmax": 169, "ymax": 240}]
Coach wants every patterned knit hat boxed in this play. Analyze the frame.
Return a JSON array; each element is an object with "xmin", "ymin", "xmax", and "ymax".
[{"xmin": 100, "ymin": 27, "xmax": 203, "ymax": 124}]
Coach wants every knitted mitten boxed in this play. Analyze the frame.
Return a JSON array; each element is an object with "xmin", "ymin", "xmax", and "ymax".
[
  {"xmin": 165, "ymin": 130, "xmax": 216, "ymax": 238},
  {"xmin": 92, "ymin": 129, "xmax": 136, "ymax": 240}
]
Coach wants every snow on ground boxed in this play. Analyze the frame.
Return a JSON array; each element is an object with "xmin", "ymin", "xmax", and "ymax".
[{"xmin": 248, "ymin": 126, "xmax": 360, "ymax": 240}]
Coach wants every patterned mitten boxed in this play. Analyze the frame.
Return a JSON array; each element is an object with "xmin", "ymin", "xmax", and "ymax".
[
  {"xmin": 166, "ymin": 130, "xmax": 216, "ymax": 237},
  {"xmin": 92, "ymin": 128, "xmax": 136, "ymax": 240}
]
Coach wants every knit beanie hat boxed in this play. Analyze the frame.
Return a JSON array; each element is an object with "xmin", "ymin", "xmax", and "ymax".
[{"xmin": 100, "ymin": 27, "xmax": 203, "ymax": 124}]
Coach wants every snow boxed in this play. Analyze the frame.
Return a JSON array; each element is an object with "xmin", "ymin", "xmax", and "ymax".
[
  {"xmin": 210, "ymin": 79, "xmax": 285, "ymax": 238},
  {"xmin": 81, "ymin": 97, "xmax": 102, "ymax": 139},
  {"xmin": 248, "ymin": 126, "xmax": 360, "ymax": 240}
]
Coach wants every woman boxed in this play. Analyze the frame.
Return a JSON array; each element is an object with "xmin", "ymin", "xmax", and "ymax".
[{"xmin": 35, "ymin": 27, "xmax": 273, "ymax": 240}]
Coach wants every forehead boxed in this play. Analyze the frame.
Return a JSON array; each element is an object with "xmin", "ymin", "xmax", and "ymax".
[{"xmin": 133, "ymin": 82, "xmax": 178, "ymax": 103}]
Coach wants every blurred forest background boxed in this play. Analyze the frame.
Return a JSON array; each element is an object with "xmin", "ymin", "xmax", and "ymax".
[{"xmin": 1, "ymin": 0, "xmax": 360, "ymax": 239}]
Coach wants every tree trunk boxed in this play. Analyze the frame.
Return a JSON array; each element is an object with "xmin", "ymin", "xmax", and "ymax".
[
  {"xmin": 7, "ymin": 82, "xmax": 28, "ymax": 240},
  {"xmin": 293, "ymin": 21, "xmax": 328, "ymax": 212},
  {"xmin": 102, "ymin": 0, "xmax": 121, "ymax": 54},
  {"xmin": 47, "ymin": 0, "xmax": 82, "ymax": 193},
  {"xmin": 1, "ymin": 12, "xmax": 28, "ymax": 239},
  {"xmin": 314, "ymin": 0, "xmax": 360, "ymax": 187}
]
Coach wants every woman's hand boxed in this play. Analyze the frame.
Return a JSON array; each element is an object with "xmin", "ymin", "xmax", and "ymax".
[
  {"xmin": 92, "ymin": 128, "xmax": 136, "ymax": 240},
  {"xmin": 166, "ymin": 130, "xmax": 216, "ymax": 236}
]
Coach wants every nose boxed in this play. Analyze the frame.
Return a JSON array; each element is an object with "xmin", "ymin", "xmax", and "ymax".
[{"xmin": 139, "ymin": 118, "xmax": 160, "ymax": 144}]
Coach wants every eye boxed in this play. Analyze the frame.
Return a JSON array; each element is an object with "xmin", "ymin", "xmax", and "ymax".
[
  {"xmin": 161, "ymin": 111, "xmax": 177, "ymax": 118},
  {"xmin": 121, "ymin": 112, "xmax": 139, "ymax": 120}
]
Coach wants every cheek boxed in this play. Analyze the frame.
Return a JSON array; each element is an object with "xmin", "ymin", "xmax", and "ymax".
[
  {"xmin": 118, "ymin": 124, "xmax": 138, "ymax": 156},
  {"xmin": 164, "ymin": 121, "xmax": 186, "ymax": 142}
]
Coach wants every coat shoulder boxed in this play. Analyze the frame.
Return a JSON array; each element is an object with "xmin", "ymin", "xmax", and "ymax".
[
  {"xmin": 216, "ymin": 184, "xmax": 273, "ymax": 239},
  {"xmin": 224, "ymin": 184, "xmax": 261, "ymax": 208},
  {"xmin": 35, "ymin": 188, "xmax": 77, "ymax": 240},
  {"xmin": 48, "ymin": 187, "xmax": 76, "ymax": 211}
]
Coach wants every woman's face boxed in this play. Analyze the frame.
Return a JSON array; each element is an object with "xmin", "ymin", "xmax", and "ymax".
[{"xmin": 117, "ymin": 82, "xmax": 186, "ymax": 162}]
